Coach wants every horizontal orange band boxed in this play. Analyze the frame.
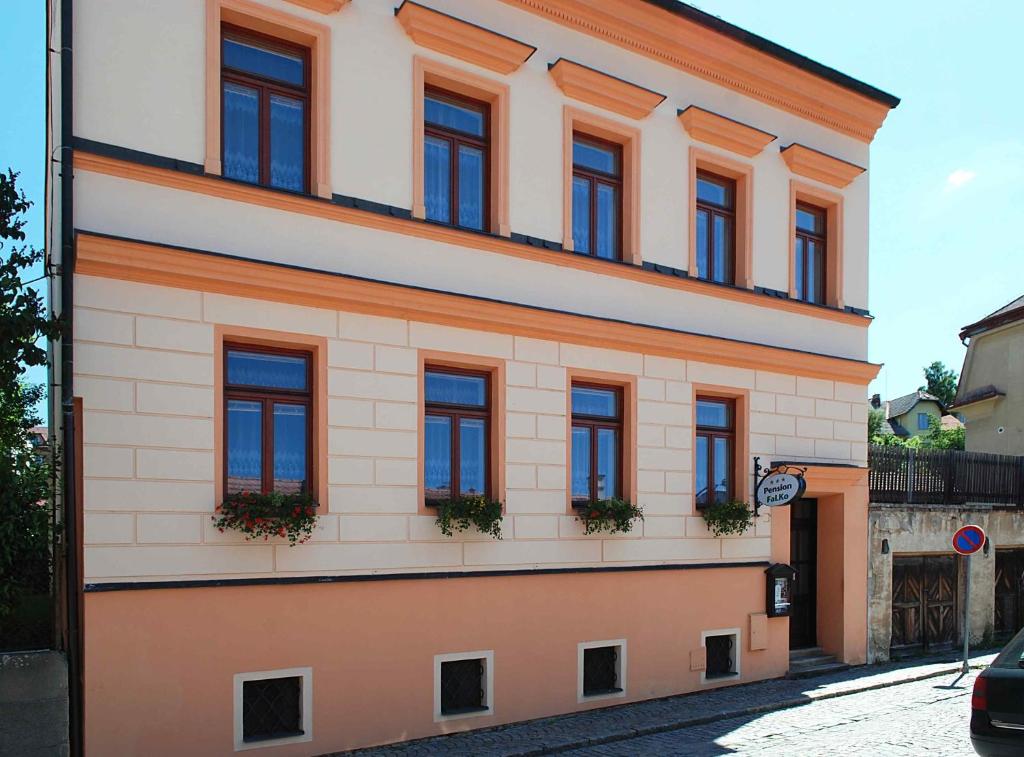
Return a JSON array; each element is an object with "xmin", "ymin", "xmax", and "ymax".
[
  {"xmin": 73, "ymin": 150, "xmax": 870, "ymax": 328},
  {"xmin": 75, "ymin": 231, "xmax": 880, "ymax": 383}
]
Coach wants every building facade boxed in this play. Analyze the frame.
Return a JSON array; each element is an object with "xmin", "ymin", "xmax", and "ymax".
[
  {"xmin": 954, "ymin": 295, "xmax": 1024, "ymax": 455},
  {"xmin": 47, "ymin": 0, "xmax": 897, "ymax": 753}
]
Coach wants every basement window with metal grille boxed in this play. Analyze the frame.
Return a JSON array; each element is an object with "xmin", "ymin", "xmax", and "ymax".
[
  {"xmin": 233, "ymin": 668, "xmax": 312, "ymax": 751},
  {"xmin": 434, "ymin": 651, "xmax": 493, "ymax": 721},
  {"xmin": 578, "ymin": 640, "xmax": 626, "ymax": 701},
  {"xmin": 705, "ymin": 633, "xmax": 738, "ymax": 679}
]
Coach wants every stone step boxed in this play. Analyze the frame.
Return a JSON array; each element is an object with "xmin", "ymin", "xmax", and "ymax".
[
  {"xmin": 789, "ymin": 653, "xmax": 838, "ymax": 668},
  {"xmin": 786, "ymin": 660, "xmax": 851, "ymax": 679},
  {"xmin": 789, "ymin": 646, "xmax": 826, "ymax": 660}
]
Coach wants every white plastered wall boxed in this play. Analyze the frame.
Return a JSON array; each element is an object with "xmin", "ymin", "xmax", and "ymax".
[
  {"xmin": 77, "ymin": 275, "xmax": 869, "ymax": 583},
  {"xmin": 73, "ymin": 0, "xmax": 873, "ymax": 311}
]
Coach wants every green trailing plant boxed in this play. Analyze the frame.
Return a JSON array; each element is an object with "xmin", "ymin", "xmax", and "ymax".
[
  {"xmin": 212, "ymin": 490, "xmax": 318, "ymax": 546},
  {"xmin": 700, "ymin": 500, "xmax": 755, "ymax": 537},
  {"xmin": 433, "ymin": 495, "xmax": 504, "ymax": 539},
  {"xmin": 575, "ymin": 498, "xmax": 644, "ymax": 535}
]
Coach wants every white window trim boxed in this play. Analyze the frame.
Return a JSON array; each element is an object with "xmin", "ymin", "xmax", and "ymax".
[
  {"xmin": 700, "ymin": 627, "xmax": 741, "ymax": 685},
  {"xmin": 433, "ymin": 650, "xmax": 495, "ymax": 723},
  {"xmin": 233, "ymin": 666, "xmax": 313, "ymax": 751},
  {"xmin": 577, "ymin": 639, "xmax": 627, "ymax": 703}
]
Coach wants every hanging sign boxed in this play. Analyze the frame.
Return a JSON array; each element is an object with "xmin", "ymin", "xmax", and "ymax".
[{"xmin": 757, "ymin": 472, "xmax": 806, "ymax": 508}]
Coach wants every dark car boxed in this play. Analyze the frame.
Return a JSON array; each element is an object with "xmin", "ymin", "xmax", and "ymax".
[{"xmin": 972, "ymin": 627, "xmax": 1024, "ymax": 756}]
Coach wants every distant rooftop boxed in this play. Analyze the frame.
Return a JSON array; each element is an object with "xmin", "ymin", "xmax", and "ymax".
[{"xmin": 960, "ymin": 294, "xmax": 1024, "ymax": 340}]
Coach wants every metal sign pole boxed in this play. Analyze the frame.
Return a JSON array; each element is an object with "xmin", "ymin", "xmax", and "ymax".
[{"xmin": 962, "ymin": 553, "xmax": 971, "ymax": 677}]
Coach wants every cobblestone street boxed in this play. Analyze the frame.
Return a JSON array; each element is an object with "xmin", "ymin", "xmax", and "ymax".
[
  {"xmin": 348, "ymin": 654, "xmax": 994, "ymax": 757},
  {"xmin": 561, "ymin": 669, "xmax": 979, "ymax": 756}
]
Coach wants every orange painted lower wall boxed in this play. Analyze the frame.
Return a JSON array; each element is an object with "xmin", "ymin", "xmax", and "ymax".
[{"xmin": 85, "ymin": 566, "xmax": 788, "ymax": 755}]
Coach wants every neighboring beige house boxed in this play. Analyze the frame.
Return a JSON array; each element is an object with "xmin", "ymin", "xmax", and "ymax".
[
  {"xmin": 953, "ymin": 295, "xmax": 1024, "ymax": 455},
  {"xmin": 870, "ymin": 391, "xmax": 958, "ymax": 439},
  {"xmin": 47, "ymin": 0, "xmax": 898, "ymax": 753}
]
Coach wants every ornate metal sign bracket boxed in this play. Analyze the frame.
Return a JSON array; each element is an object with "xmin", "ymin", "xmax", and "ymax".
[{"xmin": 753, "ymin": 457, "xmax": 808, "ymax": 516}]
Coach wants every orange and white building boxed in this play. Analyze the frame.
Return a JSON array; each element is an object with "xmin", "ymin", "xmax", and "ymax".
[{"xmin": 46, "ymin": 1, "xmax": 898, "ymax": 753}]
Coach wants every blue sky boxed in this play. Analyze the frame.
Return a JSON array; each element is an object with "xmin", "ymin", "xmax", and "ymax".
[{"xmin": 3, "ymin": 1, "xmax": 1022, "ymax": 421}]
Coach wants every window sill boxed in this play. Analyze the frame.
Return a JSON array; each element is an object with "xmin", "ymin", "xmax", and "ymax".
[
  {"xmin": 440, "ymin": 705, "xmax": 489, "ymax": 717},
  {"xmin": 583, "ymin": 687, "xmax": 623, "ymax": 697}
]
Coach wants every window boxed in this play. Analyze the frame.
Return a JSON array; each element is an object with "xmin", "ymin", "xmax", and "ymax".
[
  {"xmin": 794, "ymin": 202, "xmax": 827, "ymax": 304},
  {"xmin": 918, "ymin": 412, "xmax": 930, "ymax": 431},
  {"xmin": 571, "ymin": 384, "xmax": 622, "ymax": 504},
  {"xmin": 704, "ymin": 631, "xmax": 739, "ymax": 680},
  {"xmin": 440, "ymin": 659, "xmax": 486, "ymax": 715},
  {"xmin": 572, "ymin": 134, "xmax": 622, "ymax": 260},
  {"xmin": 424, "ymin": 368, "xmax": 490, "ymax": 502},
  {"xmin": 242, "ymin": 676, "xmax": 303, "ymax": 742},
  {"xmin": 433, "ymin": 650, "xmax": 494, "ymax": 721},
  {"xmin": 221, "ymin": 26, "xmax": 309, "ymax": 193},
  {"xmin": 423, "ymin": 88, "xmax": 490, "ymax": 231},
  {"xmin": 233, "ymin": 667, "xmax": 312, "ymax": 751},
  {"xmin": 695, "ymin": 171, "xmax": 736, "ymax": 284},
  {"xmin": 577, "ymin": 640, "xmax": 626, "ymax": 702},
  {"xmin": 695, "ymin": 397, "xmax": 734, "ymax": 508},
  {"xmin": 224, "ymin": 345, "xmax": 312, "ymax": 496}
]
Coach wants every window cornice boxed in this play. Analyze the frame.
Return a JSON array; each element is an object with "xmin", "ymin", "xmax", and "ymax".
[
  {"xmin": 678, "ymin": 106, "xmax": 776, "ymax": 158},
  {"xmin": 396, "ymin": 1, "xmax": 536, "ymax": 75},
  {"xmin": 549, "ymin": 58, "xmax": 665, "ymax": 120},
  {"xmin": 780, "ymin": 144, "xmax": 865, "ymax": 189}
]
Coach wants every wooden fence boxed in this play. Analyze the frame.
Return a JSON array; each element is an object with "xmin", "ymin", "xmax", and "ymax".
[{"xmin": 869, "ymin": 445, "xmax": 1024, "ymax": 506}]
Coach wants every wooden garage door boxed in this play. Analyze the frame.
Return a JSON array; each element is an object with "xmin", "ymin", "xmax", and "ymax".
[
  {"xmin": 891, "ymin": 555, "xmax": 958, "ymax": 655},
  {"xmin": 995, "ymin": 549, "xmax": 1024, "ymax": 638}
]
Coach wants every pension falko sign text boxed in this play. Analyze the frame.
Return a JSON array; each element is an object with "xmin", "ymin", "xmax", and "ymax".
[{"xmin": 753, "ymin": 457, "xmax": 806, "ymax": 513}]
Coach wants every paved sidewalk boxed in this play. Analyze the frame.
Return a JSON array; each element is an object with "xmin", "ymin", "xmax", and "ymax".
[{"xmin": 339, "ymin": 651, "xmax": 997, "ymax": 756}]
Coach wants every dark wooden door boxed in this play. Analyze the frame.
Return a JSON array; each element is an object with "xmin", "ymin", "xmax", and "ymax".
[
  {"xmin": 891, "ymin": 555, "xmax": 958, "ymax": 655},
  {"xmin": 789, "ymin": 498, "xmax": 817, "ymax": 649},
  {"xmin": 995, "ymin": 549, "xmax": 1024, "ymax": 638}
]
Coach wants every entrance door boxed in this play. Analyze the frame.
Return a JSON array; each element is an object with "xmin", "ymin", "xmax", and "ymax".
[
  {"xmin": 789, "ymin": 498, "xmax": 817, "ymax": 649},
  {"xmin": 891, "ymin": 555, "xmax": 958, "ymax": 655},
  {"xmin": 995, "ymin": 549, "xmax": 1024, "ymax": 638}
]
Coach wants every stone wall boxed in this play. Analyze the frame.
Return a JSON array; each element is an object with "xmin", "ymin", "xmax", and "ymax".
[{"xmin": 868, "ymin": 504, "xmax": 1024, "ymax": 662}]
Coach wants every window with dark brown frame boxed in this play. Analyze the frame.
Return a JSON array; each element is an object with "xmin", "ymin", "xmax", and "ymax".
[
  {"xmin": 695, "ymin": 397, "xmax": 734, "ymax": 508},
  {"xmin": 224, "ymin": 345, "xmax": 312, "ymax": 496},
  {"xmin": 695, "ymin": 171, "xmax": 736, "ymax": 285},
  {"xmin": 424, "ymin": 368, "xmax": 491, "ymax": 502},
  {"xmin": 795, "ymin": 202, "xmax": 827, "ymax": 304},
  {"xmin": 572, "ymin": 134, "xmax": 622, "ymax": 261},
  {"xmin": 221, "ymin": 25, "xmax": 310, "ymax": 193},
  {"xmin": 571, "ymin": 384, "xmax": 623, "ymax": 504},
  {"xmin": 423, "ymin": 88, "xmax": 490, "ymax": 232}
]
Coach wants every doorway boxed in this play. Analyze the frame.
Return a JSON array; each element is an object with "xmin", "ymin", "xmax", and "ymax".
[
  {"xmin": 789, "ymin": 498, "xmax": 817, "ymax": 649},
  {"xmin": 995, "ymin": 548, "xmax": 1024, "ymax": 639},
  {"xmin": 890, "ymin": 554, "xmax": 958, "ymax": 655}
]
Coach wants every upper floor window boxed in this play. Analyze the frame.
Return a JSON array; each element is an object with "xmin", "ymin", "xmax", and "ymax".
[
  {"xmin": 424, "ymin": 368, "xmax": 490, "ymax": 502},
  {"xmin": 696, "ymin": 397, "xmax": 734, "ymax": 508},
  {"xmin": 794, "ymin": 203, "xmax": 827, "ymax": 304},
  {"xmin": 225, "ymin": 345, "xmax": 312, "ymax": 496},
  {"xmin": 571, "ymin": 384, "xmax": 622, "ymax": 504},
  {"xmin": 424, "ymin": 88, "xmax": 490, "ymax": 231},
  {"xmin": 917, "ymin": 412, "xmax": 930, "ymax": 431},
  {"xmin": 572, "ymin": 135, "xmax": 622, "ymax": 260},
  {"xmin": 221, "ymin": 26, "xmax": 309, "ymax": 193},
  {"xmin": 695, "ymin": 171, "xmax": 736, "ymax": 284}
]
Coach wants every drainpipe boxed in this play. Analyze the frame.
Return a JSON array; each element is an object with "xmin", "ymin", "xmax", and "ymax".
[{"xmin": 55, "ymin": 0, "xmax": 82, "ymax": 753}]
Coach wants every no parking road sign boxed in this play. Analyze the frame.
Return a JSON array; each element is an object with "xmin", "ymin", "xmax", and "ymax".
[{"xmin": 952, "ymin": 524, "xmax": 986, "ymax": 556}]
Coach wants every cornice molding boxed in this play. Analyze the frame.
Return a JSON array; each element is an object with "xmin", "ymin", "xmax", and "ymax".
[
  {"xmin": 282, "ymin": 0, "xmax": 347, "ymax": 13},
  {"xmin": 500, "ymin": 0, "xmax": 894, "ymax": 142},
  {"xmin": 73, "ymin": 148, "xmax": 871, "ymax": 328},
  {"xmin": 74, "ymin": 231, "xmax": 880, "ymax": 383},
  {"xmin": 780, "ymin": 144, "xmax": 865, "ymax": 188},
  {"xmin": 548, "ymin": 58, "xmax": 665, "ymax": 120},
  {"xmin": 395, "ymin": 1, "xmax": 536, "ymax": 75},
  {"xmin": 678, "ymin": 106, "xmax": 775, "ymax": 157}
]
